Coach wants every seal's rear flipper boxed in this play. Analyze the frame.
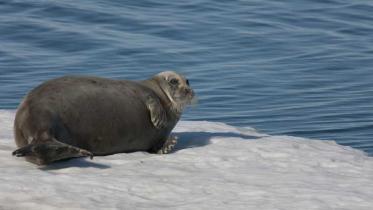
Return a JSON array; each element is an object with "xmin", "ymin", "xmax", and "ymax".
[{"xmin": 12, "ymin": 140, "xmax": 93, "ymax": 165}]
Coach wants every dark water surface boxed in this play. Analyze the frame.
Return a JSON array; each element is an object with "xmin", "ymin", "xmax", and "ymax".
[{"xmin": 1, "ymin": 0, "xmax": 373, "ymax": 155}]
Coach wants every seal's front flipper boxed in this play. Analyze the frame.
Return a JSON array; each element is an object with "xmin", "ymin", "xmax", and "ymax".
[
  {"xmin": 146, "ymin": 95, "xmax": 167, "ymax": 129},
  {"xmin": 12, "ymin": 140, "xmax": 93, "ymax": 165},
  {"xmin": 157, "ymin": 135, "xmax": 178, "ymax": 154}
]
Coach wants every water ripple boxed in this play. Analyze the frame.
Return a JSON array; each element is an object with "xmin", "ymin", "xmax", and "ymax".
[{"xmin": 0, "ymin": 0, "xmax": 373, "ymax": 154}]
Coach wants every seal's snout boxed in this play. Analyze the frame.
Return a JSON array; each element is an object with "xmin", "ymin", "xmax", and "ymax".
[
  {"xmin": 185, "ymin": 87, "xmax": 197, "ymax": 106},
  {"xmin": 190, "ymin": 89, "xmax": 195, "ymax": 99},
  {"xmin": 183, "ymin": 86, "xmax": 194, "ymax": 99},
  {"xmin": 184, "ymin": 87, "xmax": 192, "ymax": 95}
]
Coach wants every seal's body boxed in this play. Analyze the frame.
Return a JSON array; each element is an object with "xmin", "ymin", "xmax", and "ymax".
[{"xmin": 13, "ymin": 71, "xmax": 194, "ymax": 165}]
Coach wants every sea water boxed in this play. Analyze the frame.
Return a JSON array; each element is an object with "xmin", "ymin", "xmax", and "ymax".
[{"xmin": 0, "ymin": 0, "xmax": 373, "ymax": 155}]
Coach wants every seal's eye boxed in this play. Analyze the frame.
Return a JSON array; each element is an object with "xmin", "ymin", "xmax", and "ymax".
[
  {"xmin": 169, "ymin": 78, "xmax": 179, "ymax": 85},
  {"xmin": 186, "ymin": 79, "xmax": 190, "ymax": 86}
]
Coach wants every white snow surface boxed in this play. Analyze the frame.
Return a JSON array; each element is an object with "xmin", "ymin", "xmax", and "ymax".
[{"xmin": 0, "ymin": 110, "xmax": 372, "ymax": 210}]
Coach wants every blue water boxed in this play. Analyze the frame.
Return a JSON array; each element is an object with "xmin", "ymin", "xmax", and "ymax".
[{"xmin": 1, "ymin": 0, "xmax": 373, "ymax": 155}]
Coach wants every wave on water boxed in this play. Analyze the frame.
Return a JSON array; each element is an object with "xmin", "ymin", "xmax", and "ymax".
[{"xmin": 1, "ymin": 0, "xmax": 373, "ymax": 155}]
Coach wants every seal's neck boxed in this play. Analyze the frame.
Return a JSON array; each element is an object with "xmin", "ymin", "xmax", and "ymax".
[{"xmin": 141, "ymin": 79, "xmax": 183, "ymax": 118}]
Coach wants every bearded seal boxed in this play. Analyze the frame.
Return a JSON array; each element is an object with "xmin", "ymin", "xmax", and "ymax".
[{"xmin": 12, "ymin": 71, "xmax": 195, "ymax": 165}]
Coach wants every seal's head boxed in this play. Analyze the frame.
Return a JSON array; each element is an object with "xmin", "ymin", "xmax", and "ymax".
[{"xmin": 154, "ymin": 71, "xmax": 195, "ymax": 113}]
